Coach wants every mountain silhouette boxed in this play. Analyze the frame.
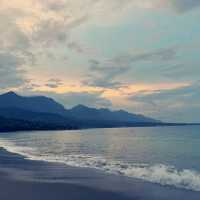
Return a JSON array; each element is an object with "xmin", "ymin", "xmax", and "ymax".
[
  {"xmin": 0, "ymin": 91, "xmax": 66, "ymax": 114},
  {"xmin": 67, "ymin": 104, "xmax": 159, "ymax": 123},
  {"xmin": 0, "ymin": 91, "xmax": 163, "ymax": 132}
]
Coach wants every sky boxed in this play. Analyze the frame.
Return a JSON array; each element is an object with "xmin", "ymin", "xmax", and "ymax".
[{"xmin": 0, "ymin": 0, "xmax": 200, "ymax": 122}]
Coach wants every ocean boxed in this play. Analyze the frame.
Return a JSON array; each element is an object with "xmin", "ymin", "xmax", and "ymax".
[{"xmin": 0, "ymin": 126, "xmax": 200, "ymax": 192}]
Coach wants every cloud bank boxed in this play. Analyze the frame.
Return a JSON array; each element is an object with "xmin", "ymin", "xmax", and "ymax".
[{"xmin": 0, "ymin": 0, "xmax": 200, "ymax": 122}]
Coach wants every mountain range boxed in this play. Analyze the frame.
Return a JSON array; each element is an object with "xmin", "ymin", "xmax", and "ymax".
[{"xmin": 0, "ymin": 91, "xmax": 163, "ymax": 132}]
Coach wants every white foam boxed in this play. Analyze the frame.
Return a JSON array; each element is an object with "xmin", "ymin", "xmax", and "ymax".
[{"xmin": 1, "ymin": 139, "xmax": 200, "ymax": 192}]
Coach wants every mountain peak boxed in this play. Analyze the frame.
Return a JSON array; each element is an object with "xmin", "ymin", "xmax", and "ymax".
[
  {"xmin": 0, "ymin": 91, "xmax": 66, "ymax": 114},
  {"xmin": 1, "ymin": 91, "xmax": 18, "ymax": 97},
  {"xmin": 73, "ymin": 104, "xmax": 89, "ymax": 110}
]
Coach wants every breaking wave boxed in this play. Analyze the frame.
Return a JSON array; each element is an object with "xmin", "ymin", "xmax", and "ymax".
[{"xmin": 1, "ymin": 139, "xmax": 200, "ymax": 192}]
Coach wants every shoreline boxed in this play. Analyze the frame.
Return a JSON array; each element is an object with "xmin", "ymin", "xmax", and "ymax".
[
  {"xmin": 0, "ymin": 148, "xmax": 200, "ymax": 200},
  {"xmin": 1, "ymin": 122, "xmax": 200, "ymax": 133}
]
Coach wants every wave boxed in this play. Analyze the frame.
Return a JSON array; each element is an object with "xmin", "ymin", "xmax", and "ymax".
[{"xmin": 0, "ymin": 139, "xmax": 200, "ymax": 192}]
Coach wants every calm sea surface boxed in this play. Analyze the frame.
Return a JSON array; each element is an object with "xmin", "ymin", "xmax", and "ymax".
[{"xmin": 0, "ymin": 126, "xmax": 200, "ymax": 191}]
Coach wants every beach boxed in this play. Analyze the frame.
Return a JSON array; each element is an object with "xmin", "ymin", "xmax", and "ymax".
[
  {"xmin": 1, "ymin": 0, "xmax": 199, "ymax": 199},
  {"xmin": 0, "ymin": 147, "xmax": 200, "ymax": 200}
]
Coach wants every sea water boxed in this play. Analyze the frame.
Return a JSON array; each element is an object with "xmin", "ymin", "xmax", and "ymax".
[{"xmin": 0, "ymin": 126, "xmax": 200, "ymax": 192}]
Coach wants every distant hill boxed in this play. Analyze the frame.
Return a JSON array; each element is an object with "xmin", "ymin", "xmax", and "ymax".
[
  {"xmin": 67, "ymin": 104, "xmax": 159, "ymax": 123},
  {"xmin": 0, "ymin": 91, "xmax": 66, "ymax": 114},
  {"xmin": 0, "ymin": 91, "xmax": 163, "ymax": 132},
  {"xmin": 0, "ymin": 107, "xmax": 77, "ymax": 128},
  {"xmin": 0, "ymin": 116, "xmax": 76, "ymax": 132}
]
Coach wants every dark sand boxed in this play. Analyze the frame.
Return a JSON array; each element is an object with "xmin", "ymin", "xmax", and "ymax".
[{"xmin": 0, "ymin": 148, "xmax": 199, "ymax": 200}]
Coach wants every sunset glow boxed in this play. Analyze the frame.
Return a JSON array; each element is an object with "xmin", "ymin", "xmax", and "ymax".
[{"xmin": 0, "ymin": 0, "xmax": 200, "ymax": 122}]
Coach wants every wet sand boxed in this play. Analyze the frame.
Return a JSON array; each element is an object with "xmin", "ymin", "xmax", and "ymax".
[{"xmin": 0, "ymin": 148, "xmax": 199, "ymax": 200}]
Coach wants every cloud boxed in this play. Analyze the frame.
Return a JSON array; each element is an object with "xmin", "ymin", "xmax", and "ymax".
[
  {"xmin": 113, "ymin": 47, "xmax": 177, "ymax": 65},
  {"xmin": 0, "ymin": 0, "xmax": 199, "ymax": 123},
  {"xmin": 128, "ymin": 82, "xmax": 200, "ymax": 122},
  {"xmin": 45, "ymin": 78, "xmax": 63, "ymax": 88},
  {"xmin": 84, "ymin": 46, "xmax": 177, "ymax": 89},
  {"xmin": 0, "ymin": 9, "xmax": 30, "ymax": 53},
  {"xmin": 83, "ymin": 59, "xmax": 128, "ymax": 89},
  {"xmin": 161, "ymin": 63, "xmax": 200, "ymax": 82},
  {"xmin": 56, "ymin": 92, "xmax": 112, "ymax": 108},
  {"xmin": 169, "ymin": 0, "xmax": 200, "ymax": 12},
  {"xmin": 0, "ymin": 52, "xmax": 27, "ymax": 89},
  {"xmin": 0, "ymin": 0, "xmax": 191, "ymax": 86},
  {"xmin": 19, "ymin": 0, "xmax": 197, "ymax": 46},
  {"xmin": 40, "ymin": 0, "xmax": 67, "ymax": 11},
  {"xmin": 31, "ymin": 14, "xmax": 88, "ymax": 49},
  {"xmin": 20, "ymin": 89, "xmax": 112, "ymax": 108},
  {"xmin": 32, "ymin": 19, "xmax": 68, "ymax": 47},
  {"xmin": 85, "ymin": 59, "xmax": 129, "ymax": 88},
  {"xmin": 67, "ymin": 42, "xmax": 84, "ymax": 53},
  {"xmin": 0, "ymin": 8, "xmax": 32, "ymax": 91}
]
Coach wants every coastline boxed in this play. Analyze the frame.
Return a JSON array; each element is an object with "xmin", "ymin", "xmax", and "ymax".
[
  {"xmin": 0, "ymin": 148, "xmax": 200, "ymax": 200},
  {"xmin": 1, "ymin": 122, "xmax": 200, "ymax": 133}
]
